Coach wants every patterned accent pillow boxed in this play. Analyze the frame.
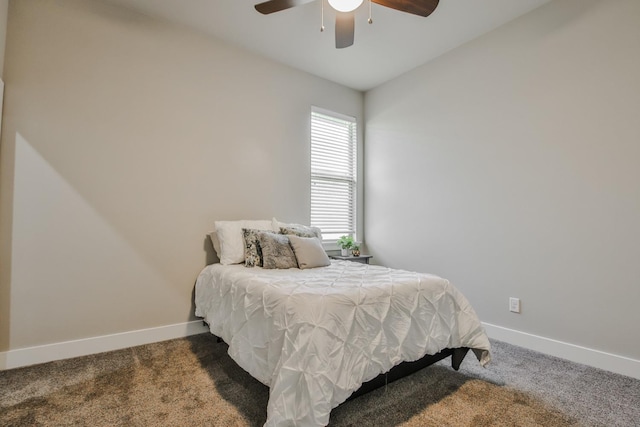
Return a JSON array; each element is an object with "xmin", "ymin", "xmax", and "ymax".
[
  {"xmin": 279, "ymin": 225, "xmax": 322, "ymax": 239},
  {"xmin": 243, "ymin": 228, "xmax": 264, "ymax": 267},
  {"xmin": 258, "ymin": 231, "xmax": 298, "ymax": 269}
]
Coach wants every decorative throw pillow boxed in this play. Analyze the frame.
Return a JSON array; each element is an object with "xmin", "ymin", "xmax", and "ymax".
[
  {"xmin": 279, "ymin": 225, "xmax": 322, "ymax": 239},
  {"xmin": 273, "ymin": 218, "xmax": 323, "ymax": 240},
  {"xmin": 288, "ymin": 235, "xmax": 331, "ymax": 270},
  {"xmin": 258, "ymin": 231, "xmax": 298, "ymax": 269},
  {"xmin": 214, "ymin": 220, "xmax": 274, "ymax": 265},
  {"xmin": 243, "ymin": 228, "xmax": 264, "ymax": 267}
]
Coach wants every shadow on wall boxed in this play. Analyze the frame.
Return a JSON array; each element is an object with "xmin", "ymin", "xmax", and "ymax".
[
  {"xmin": 190, "ymin": 236, "xmax": 219, "ymax": 320},
  {"xmin": 6, "ymin": 131, "xmax": 206, "ymax": 347},
  {"xmin": 203, "ymin": 235, "xmax": 219, "ymax": 266}
]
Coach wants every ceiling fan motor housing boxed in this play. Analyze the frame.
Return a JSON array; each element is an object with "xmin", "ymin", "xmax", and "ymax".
[{"xmin": 254, "ymin": 0, "xmax": 439, "ymax": 48}]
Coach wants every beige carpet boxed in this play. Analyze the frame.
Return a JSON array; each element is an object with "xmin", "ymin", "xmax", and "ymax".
[{"xmin": 0, "ymin": 334, "xmax": 580, "ymax": 426}]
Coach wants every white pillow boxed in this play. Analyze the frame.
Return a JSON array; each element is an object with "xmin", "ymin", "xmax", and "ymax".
[
  {"xmin": 214, "ymin": 220, "xmax": 274, "ymax": 265},
  {"xmin": 288, "ymin": 235, "xmax": 331, "ymax": 270}
]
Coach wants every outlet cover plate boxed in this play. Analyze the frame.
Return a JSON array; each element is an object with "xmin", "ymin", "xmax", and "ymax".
[{"xmin": 509, "ymin": 297, "xmax": 521, "ymax": 313}]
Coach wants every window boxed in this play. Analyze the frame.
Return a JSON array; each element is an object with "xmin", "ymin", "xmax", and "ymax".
[{"xmin": 310, "ymin": 107, "xmax": 357, "ymax": 242}]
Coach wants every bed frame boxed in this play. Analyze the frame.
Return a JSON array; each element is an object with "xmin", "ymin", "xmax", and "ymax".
[
  {"xmin": 208, "ymin": 325, "xmax": 469, "ymax": 402},
  {"xmin": 347, "ymin": 347, "xmax": 470, "ymax": 400}
]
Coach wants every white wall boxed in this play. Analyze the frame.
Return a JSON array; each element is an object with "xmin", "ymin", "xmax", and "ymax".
[
  {"xmin": 0, "ymin": 0, "xmax": 362, "ymax": 354},
  {"xmin": 365, "ymin": 0, "xmax": 640, "ymax": 366}
]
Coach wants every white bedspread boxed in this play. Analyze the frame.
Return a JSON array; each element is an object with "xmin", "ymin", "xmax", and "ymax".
[{"xmin": 195, "ymin": 260, "xmax": 491, "ymax": 427}]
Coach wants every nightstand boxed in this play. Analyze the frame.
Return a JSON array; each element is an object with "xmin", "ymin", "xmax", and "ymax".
[{"xmin": 330, "ymin": 255, "xmax": 373, "ymax": 264}]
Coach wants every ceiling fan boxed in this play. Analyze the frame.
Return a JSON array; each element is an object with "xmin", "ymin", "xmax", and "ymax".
[{"xmin": 254, "ymin": 0, "xmax": 439, "ymax": 49}]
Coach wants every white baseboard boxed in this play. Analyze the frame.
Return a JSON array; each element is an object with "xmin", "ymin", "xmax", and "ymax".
[
  {"xmin": 3, "ymin": 320, "xmax": 638, "ymax": 380},
  {"xmin": 482, "ymin": 322, "xmax": 640, "ymax": 380},
  {"xmin": 0, "ymin": 320, "xmax": 209, "ymax": 371}
]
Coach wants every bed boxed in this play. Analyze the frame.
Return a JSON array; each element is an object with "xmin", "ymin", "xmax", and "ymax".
[{"xmin": 195, "ymin": 257, "xmax": 491, "ymax": 427}]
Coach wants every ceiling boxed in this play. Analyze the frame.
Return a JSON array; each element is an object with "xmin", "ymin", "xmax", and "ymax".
[{"xmin": 101, "ymin": 0, "xmax": 552, "ymax": 91}]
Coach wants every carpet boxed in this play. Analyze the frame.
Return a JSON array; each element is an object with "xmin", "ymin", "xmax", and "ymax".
[{"xmin": 0, "ymin": 334, "xmax": 635, "ymax": 426}]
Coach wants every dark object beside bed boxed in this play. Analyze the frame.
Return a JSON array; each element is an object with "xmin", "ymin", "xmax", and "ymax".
[{"xmin": 347, "ymin": 347, "xmax": 470, "ymax": 400}]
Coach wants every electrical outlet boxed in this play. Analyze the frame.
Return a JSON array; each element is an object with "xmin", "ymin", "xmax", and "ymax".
[{"xmin": 509, "ymin": 297, "xmax": 521, "ymax": 313}]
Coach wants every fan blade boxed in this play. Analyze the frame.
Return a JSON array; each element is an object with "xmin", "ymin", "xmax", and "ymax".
[
  {"xmin": 255, "ymin": 0, "xmax": 316, "ymax": 15},
  {"xmin": 335, "ymin": 11, "xmax": 355, "ymax": 49},
  {"xmin": 372, "ymin": 0, "xmax": 439, "ymax": 17}
]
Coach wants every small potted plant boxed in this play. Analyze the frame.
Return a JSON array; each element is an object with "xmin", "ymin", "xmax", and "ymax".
[
  {"xmin": 351, "ymin": 244, "xmax": 360, "ymax": 257},
  {"xmin": 337, "ymin": 235, "xmax": 354, "ymax": 256}
]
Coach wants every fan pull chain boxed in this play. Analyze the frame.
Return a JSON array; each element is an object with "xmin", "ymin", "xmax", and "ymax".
[
  {"xmin": 368, "ymin": 0, "xmax": 373, "ymax": 24},
  {"xmin": 320, "ymin": 0, "xmax": 325, "ymax": 32}
]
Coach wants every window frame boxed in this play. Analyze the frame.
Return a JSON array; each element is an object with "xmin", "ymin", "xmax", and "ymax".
[{"xmin": 310, "ymin": 106, "xmax": 360, "ymax": 247}]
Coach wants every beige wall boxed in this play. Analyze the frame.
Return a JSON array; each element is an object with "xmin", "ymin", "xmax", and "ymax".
[
  {"xmin": 0, "ymin": 0, "xmax": 8, "ymax": 351},
  {"xmin": 0, "ymin": 0, "xmax": 7, "ymax": 78},
  {"xmin": 365, "ymin": 0, "xmax": 640, "ymax": 360},
  {"xmin": 0, "ymin": 0, "xmax": 362, "ymax": 351}
]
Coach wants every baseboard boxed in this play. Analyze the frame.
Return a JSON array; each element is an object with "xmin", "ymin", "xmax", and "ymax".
[
  {"xmin": 3, "ymin": 320, "xmax": 638, "ymax": 380},
  {"xmin": 482, "ymin": 322, "xmax": 640, "ymax": 380},
  {"xmin": 0, "ymin": 320, "xmax": 209, "ymax": 371}
]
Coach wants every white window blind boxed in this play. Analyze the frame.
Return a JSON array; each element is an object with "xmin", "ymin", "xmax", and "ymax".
[{"xmin": 310, "ymin": 108, "xmax": 357, "ymax": 241}]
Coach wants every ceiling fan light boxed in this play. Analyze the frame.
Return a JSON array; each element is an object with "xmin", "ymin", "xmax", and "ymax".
[{"xmin": 327, "ymin": 0, "xmax": 364, "ymax": 13}]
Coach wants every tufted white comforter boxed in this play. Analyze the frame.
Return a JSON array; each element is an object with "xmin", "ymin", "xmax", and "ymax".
[{"xmin": 195, "ymin": 260, "xmax": 491, "ymax": 427}]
